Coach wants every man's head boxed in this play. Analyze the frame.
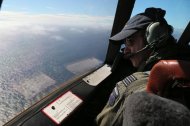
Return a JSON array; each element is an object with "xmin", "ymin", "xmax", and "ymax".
[{"xmin": 110, "ymin": 7, "xmax": 170, "ymax": 68}]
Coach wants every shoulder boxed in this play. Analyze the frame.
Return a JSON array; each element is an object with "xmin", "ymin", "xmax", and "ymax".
[
  {"xmin": 120, "ymin": 71, "xmax": 150, "ymax": 94},
  {"xmin": 108, "ymin": 71, "xmax": 150, "ymax": 106}
]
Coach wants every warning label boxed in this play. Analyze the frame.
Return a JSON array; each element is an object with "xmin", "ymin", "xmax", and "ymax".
[{"xmin": 42, "ymin": 91, "xmax": 82, "ymax": 124}]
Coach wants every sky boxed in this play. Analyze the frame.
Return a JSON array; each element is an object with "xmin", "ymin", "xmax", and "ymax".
[
  {"xmin": 1, "ymin": 0, "xmax": 189, "ymax": 30},
  {"xmin": 0, "ymin": 0, "xmax": 117, "ymax": 34},
  {"xmin": 1, "ymin": 0, "xmax": 117, "ymax": 16}
]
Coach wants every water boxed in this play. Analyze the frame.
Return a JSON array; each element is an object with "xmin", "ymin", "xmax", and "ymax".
[{"xmin": 0, "ymin": 26, "xmax": 110, "ymax": 125}]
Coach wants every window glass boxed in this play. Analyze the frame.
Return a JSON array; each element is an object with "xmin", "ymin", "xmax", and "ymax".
[
  {"xmin": 132, "ymin": 0, "xmax": 190, "ymax": 40},
  {"xmin": 0, "ymin": 0, "xmax": 117, "ymax": 125}
]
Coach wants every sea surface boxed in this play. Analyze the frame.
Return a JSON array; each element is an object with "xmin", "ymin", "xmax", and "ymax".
[{"xmin": 0, "ymin": 26, "xmax": 110, "ymax": 125}]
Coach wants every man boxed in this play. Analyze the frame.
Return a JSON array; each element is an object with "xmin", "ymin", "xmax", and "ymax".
[{"xmin": 96, "ymin": 7, "xmax": 190, "ymax": 126}]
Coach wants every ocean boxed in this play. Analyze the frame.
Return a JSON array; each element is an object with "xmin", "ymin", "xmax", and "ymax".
[{"xmin": 0, "ymin": 26, "xmax": 110, "ymax": 125}]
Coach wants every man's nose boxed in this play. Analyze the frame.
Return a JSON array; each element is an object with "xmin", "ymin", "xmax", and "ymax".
[{"xmin": 124, "ymin": 46, "xmax": 131, "ymax": 54}]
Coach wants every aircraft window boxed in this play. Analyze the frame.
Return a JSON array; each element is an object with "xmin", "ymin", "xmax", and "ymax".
[
  {"xmin": 132, "ymin": 0, "xmax": 190, "ymax": 41},
  {"xmin": 0, "ymin": 0, "xmax": 117, "ymax": 125}
]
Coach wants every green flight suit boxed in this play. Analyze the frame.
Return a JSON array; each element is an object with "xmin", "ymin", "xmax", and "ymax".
[{"xmin": 96, "ymin": 72, "xmax": 149, "ymax": 126}]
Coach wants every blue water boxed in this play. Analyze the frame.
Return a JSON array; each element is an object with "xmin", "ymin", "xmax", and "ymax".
[{"xmin": 0, "ymin": 26, "xmax": 110, "ymax": 125}]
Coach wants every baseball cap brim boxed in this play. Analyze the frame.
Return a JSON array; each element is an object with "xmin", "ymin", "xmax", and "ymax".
[{"xmin": 110, "ymin": 29, "xmax": 138, "ymax": 41}]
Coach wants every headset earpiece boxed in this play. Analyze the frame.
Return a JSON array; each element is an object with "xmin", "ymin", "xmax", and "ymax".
[{"xmin": 146, "ymin": 22, "xmax": 169, "ymax": 49}]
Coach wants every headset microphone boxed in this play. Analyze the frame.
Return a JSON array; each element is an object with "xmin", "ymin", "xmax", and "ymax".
[{"xmin": 125, "ymin": 45, "xmax": 149, "ymax": 58}]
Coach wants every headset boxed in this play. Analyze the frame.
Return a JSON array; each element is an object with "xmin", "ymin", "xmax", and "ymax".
[{"xmin": 145, "ymin": 21, "xmax": 170, "ymax": 49}]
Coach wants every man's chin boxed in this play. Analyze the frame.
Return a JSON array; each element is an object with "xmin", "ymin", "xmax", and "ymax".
[{"xmin": 131, "ymin": 61, "xmax": 138, "ymax": 68}]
